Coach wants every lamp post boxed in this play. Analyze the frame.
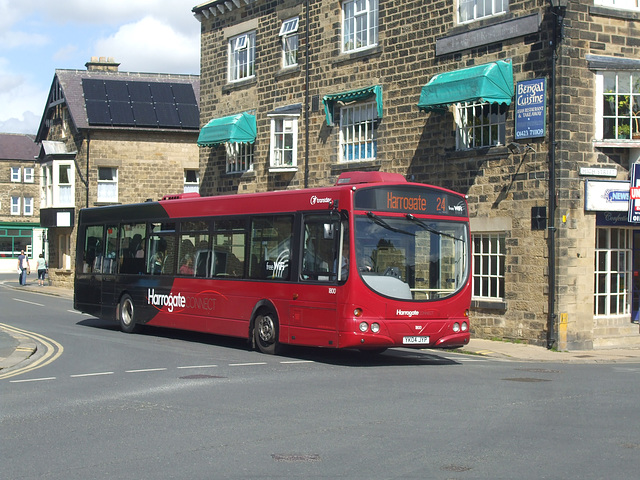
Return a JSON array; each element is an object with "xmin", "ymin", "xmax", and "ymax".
[{"xmin": 547, "ymin": 0, "xmax": 568, "ymax": 349}]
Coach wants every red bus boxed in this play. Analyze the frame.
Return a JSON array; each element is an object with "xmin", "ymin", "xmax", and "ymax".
[{"xmin": 74, "ymin": 171, "xmax": 471, "ymax": 354}]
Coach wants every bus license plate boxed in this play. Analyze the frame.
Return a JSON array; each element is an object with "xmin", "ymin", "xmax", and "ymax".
[{"xmin": 403, "ymin": 336, "xmax": 429, "ymax": 345}]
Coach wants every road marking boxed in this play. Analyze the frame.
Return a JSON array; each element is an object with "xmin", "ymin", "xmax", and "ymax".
[
  {"xmin": 280, "ymin": 360, "xmax": 314, "ymax": 364},
  {"xmin": 0, "ymin": 323, "xmax": 64, "ymax": 380},
  {"xmin": 10, "ymin": 377, "xmax": 56, "ymax": 383},
  {"xmin": 70, "ymin": 372, "xmax": 114, "ymax": 378},
  {"xmin": 229, "ymin": 362, "xmax": 267, "ymax": 366},
  {"xmin": 177, "ymin": 364, "xmax": 219, "ymax": 369},
  {"xmin": 125, "ymin": 368, "xmax": 168, "ymax": 373},
  {"xmin": 13, "ymin": 298, "xmax": 45, "ymax": 307},
  {"xmin": 67, "ymin": 310, "xmax": 92, "ymax": 315}
]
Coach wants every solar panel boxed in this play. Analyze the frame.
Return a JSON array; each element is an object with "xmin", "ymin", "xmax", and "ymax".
[
  {"xmin": 82, "ymin": 79, "xmax": 107, "ymax": 101},
  {"xmin": 109, "ymin": 101, "xmax": 135, "ymax": 126},
  {"xmin": 150, "ymin": 82, "xmax": 174, "ymax": 104},
  {"xmin": 155, "ymin": 103, "xmax": 180, "ymax": 127},
  {"xmin": 171, "ymin": 83, "xmax": 197, "ymax": 104},
  {"xmin": 131, "ymin": 102, "xmax": 157, "ymax": 127},
  {"xmin": 82, "ymin": 78, "xmax": 198, "ymax": 129},
  {"xmin": 104, "ymin": 80, "xmax": 130, "ymax": 102},
  {"xmin": 85, "ymin": 99, "xmax": 111, "ymax": 125},
  {"xmin": 127, "ymin": 82, "xmax": 153, "ymax": 103},
  {"xmin": 176, "ymin": 104, "xmax": 200, "ymax": 128}
]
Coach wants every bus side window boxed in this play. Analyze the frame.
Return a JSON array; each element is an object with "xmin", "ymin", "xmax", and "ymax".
[
  {"xmin": 103, "ymin": 225, "xmax": 118, "ymax": 274},
  {"xmin": 213, "ymin": 219, "xmax": 247, "ymax": 278},
  {"xmin": 301, "ymin": 214, "xmax": 340, "ymax": 282},
  {"xmin": 249, "ymin": 215, "xmax": 292, "ymax": 280},
  {"xmin": 82, "ymin": 225, "xmax": 104, "ymax": 273}
]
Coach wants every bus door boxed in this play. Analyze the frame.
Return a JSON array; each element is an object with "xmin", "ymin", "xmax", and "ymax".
[
  {"xmin": 291, "ymin": 213, "xmax": 345, "ymax": 346},
  {"xmin": 100, "ymin": 224, "xmax": 119, "ymax": 319},
  {"xmin": 76, "ymin": 224, "xmax": 104, "ymax": 316}
]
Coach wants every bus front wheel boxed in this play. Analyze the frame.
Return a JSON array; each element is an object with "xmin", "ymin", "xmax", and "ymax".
[
  {"xmin": 254, "ymin": 311, "xmax": 279, "ymax": 355},
  {"xmin": 119, "ymin": 294, "xmax": 139, "ymax": 333}
]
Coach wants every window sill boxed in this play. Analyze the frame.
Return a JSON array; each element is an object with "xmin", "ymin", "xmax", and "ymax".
[
  {"xmin": 330, "ymin": 160, "xmax": 381, "ymax": 175},
  {"xmin": 331, "ymin": 45, "xmax": 383, "ymax": 67},
  {"xmin": 590, "ymin": 5, "xmax": 640, "ymax": 21},
  {"xmin": 226, "ymin": 170, "xmax": 256, "ymax": 178},
  {"xmin": 471, "ymin": 299, "xmax": 507, "ymax": 311},
  {"xmin": 275, "ymin": 66, "xmax": 300, "ymax": 79},
  {"xmin": 222, "ymin": 77, "xmax": 257, "ymax": 94},
  {"xmin": 593, "ymin": 139, "xmax": 640, "ymax": 148},
  {"xmin": 269, "ymin": 166, "xmax": 298, "ymax": 173}
]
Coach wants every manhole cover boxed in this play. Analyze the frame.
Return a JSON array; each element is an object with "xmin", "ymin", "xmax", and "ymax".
[
  {"xmin": 272, "ymin": 454, "xmax": 321, "ymax": 463},
  {"xmin": 503, "ymin": 377, "xmax": 551, "ymax": 382}
]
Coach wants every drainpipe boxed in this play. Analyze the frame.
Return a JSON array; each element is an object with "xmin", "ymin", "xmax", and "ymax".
[
  {"xmin": 547, "ymin": 1, "xmax": 567, "ymax": 349},
  {"xmin": 86, "ymin": 132, "xmax": 90, "ymax": 208},
  {"xmin": 304, "ymin": 0, "xmax": 310, "ymax": 188}
]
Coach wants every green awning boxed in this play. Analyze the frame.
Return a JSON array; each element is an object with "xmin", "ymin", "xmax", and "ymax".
[
  {"xmin": 197, "ymin": 112, "xmax": 257, "ymax": 146},
  {"xmin": 322, "ymin": 85, "xmax": 383, "ymax": 126},
  {"xmin": 417, "ymin": 61, "xmax": 514, "ymax": 112}
]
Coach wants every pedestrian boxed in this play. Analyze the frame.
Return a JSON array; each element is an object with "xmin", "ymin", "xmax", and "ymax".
[
  {"xmin": 17, "ymin": 250, "xmax": 28, "ymax": 285},
  {"xmin": 37, "ymin": 254, "xmax": 48, "ymax": 286}
]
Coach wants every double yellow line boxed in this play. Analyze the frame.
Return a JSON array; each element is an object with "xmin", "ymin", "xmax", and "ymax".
[{"xmin": 0, "ymin": 323, "xmax": 64, "ymax": 380}]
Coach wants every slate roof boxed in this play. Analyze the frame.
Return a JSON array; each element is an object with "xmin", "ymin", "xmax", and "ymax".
[
  {"xmin": 36, "ymin": 69, "xmax": 200, "ymax": 142},
  {"xmin": 0, "ymin": 133, "xmax": 39, "ymax": 161}
]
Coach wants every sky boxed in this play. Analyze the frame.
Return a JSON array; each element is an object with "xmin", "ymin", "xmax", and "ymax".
[{"xmin": 0, "ymin": 0, "xmax": 201, "ymax": 135}]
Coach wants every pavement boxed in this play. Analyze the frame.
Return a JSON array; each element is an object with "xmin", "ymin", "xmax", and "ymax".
[{"xmin": 2, "ymin": 276, "xmax": 640, "ymax": 376}]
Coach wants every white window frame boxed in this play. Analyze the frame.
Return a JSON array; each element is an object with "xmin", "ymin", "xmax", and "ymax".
[
  {"xmin": 41, "ymin": 164, "xmax": 53, "ymax": 208},
  {"xmin": 456, "ymin": 101, "xmax": 507, "ymax": 150},
  {"xmin": 11, "ymin": 197, "xmax": 20, "ymax": 215},
  {"xmin": 57, "ymin": 163, "xmax": 73, "ymax": 206},
  {"xmin": 269, "ymin": 116, "xmax": 299, "ymax": 170},
  {"xmin": 280, "ymin": 17, "xmax": 299, "ymax": 68},
  {"xmin": 339, "ymin": 101, "xmax": 378, "ymax": 162},
  {"xmin": 342, "ymin": 0, "xmax": 378, "ymax": 53},
  {"xmin": 11, "ymin": 167, "xmax": 20, "ymax": 182},
  {"xmin": 472, "ymin": 232, "xmax": 505, "ymax": 301},
  {"xmin": 184, "ymin": 169, "xmax": 200, "ymax": 193},
  {"xmin": 594, "ymin": 227, "xmax": 632, "ymax": 317},
  {"xmin": 23, "ymin": 197, "xmax": 33, "ymax": 216},
  {"xmin": 595, "ymin": 70, "xmax": 640, "ymax": 142},
  {"xmin": 24, "ymin": 167, "xmax": 34, "ymax": 183},
  {"xmin": 97, "ymin": 167, "xmax": 118, "ymax": 203},
  {"xmin": 228, "ymin": 31, "xmax": 256, "ymax": 82},
  {"xmin": 595, "ymin": 0, "xmax": 640, "ymax": 11},
  {"xmin": 226, "ymin": 143, "xmax": 254, "ymax": 174},
  {"xmin": 458, "ymin": 0, "xmax": 508, "ymax": 24}
]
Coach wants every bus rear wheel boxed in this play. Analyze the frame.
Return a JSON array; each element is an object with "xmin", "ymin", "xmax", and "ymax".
[
  {"xmin": 119, "ymin": 294, "xmax": 140, "ymax": 333},
  {"xmin": 254, "ymin": 311, "xmax": 279, "ymax": 355}
]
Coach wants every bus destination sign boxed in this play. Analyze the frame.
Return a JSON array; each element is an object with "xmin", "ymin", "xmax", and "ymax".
[{"xmin": 354, "ymin": 186, "xmax": 467, "ymax": 217}]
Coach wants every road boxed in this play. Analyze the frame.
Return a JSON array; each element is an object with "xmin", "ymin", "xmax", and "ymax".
[{"xmin": 1, "ymin": 279, "xmax": 640, "ymax": 479}]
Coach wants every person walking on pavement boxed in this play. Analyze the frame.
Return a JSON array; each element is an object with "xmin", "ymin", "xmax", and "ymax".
[
  {"xmin": 17, "ymin": 250, "xmax": 28, "ymax": 285},
  {"xmin": 37, "ymin": 254, "xmax": 48, "ymax": 286}
]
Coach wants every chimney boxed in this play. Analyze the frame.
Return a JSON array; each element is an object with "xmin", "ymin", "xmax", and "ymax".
[{"xmin": 85, "ymin": 56, "xmax": 120, "ymax": 72}]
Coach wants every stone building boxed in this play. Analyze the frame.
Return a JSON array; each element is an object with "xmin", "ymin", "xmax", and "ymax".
[
  {"xmin": 0, "ymin": 133, "xmax": 43, "ymax": 273},
  {"xmin": 191, "ymin": 0, "xmax": 640, "ymax": 349},
  {"xmin": 35, "ymin": 57, "xmax": 200, "ymax": 287}
]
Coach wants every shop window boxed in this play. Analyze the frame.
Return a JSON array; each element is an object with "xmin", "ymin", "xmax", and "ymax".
[
  {"xmin": 472, "ymin": 233, "xmax": 505, "ymax": 300},
  {"xmin": 594, "ymin": 227, "xmax": 632, "ymax": 316}
]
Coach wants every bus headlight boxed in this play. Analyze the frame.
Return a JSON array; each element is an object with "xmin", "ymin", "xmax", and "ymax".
[
  {"xmin": 359, "ymin": 322, "xmax": 369, "ymax": 332},
  {"xmin": 453, "ymin": 322, "xmax": 461, "ymax": 333},
  {"xmin": 461, "ymin": 322, "xmax": 468, "ymax": 332},
  {"xmin": 371, "ymin": 323, "xmax": 380, "ymax": 333}
]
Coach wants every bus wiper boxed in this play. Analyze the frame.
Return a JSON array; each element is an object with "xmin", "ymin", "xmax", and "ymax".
[
  {"xmin": 366, "ymin": 212, "xmax": 415, "ymax": 236},
  {"xmin": 405, "ymin": 214, "xmax": 463, "ymax": 242}
]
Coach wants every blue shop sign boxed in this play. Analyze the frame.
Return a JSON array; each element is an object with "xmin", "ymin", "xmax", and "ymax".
[{"xmin": 515, "ymin": 78, "xmax": 546, "ymax": 140}]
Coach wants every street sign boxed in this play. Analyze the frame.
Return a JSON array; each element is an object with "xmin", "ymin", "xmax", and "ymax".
[{"xmin": 628, "ymin": 163, "xmax": 640, "ymax": 223}]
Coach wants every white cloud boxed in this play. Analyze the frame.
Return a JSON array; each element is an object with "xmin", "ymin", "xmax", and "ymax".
[{"xmin": 94, "ymin": 16, "xmax": 199, "ymax": 74}]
